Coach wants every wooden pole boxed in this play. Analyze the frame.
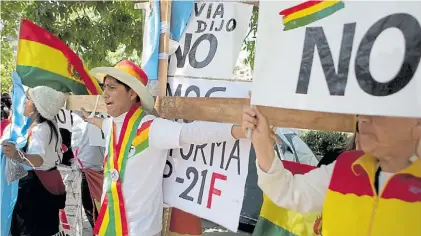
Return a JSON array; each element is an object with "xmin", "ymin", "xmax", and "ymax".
[
  {"xmin": 157, "ymin": 0, "xmax": 172, "ymax": 235},
  {"xmin": 158, "ymin": 0, "xmax": 172, "ymax": 97},
  {"xmin": 66, "ymin": 95, "xmax": 356, "ymax": 132}
]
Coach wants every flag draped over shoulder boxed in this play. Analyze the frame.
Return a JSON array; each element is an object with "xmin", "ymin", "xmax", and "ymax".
[
  {"xmin": 16, "ymin": 19, "xmax": 102, "ymax": 95},
  {"xmin": 0, "ymin": 72, "xmax": 32, "ymax": 236},
  {"xmin": 253, "ymin": 161, "xmax": 322, "ymax": 236}
]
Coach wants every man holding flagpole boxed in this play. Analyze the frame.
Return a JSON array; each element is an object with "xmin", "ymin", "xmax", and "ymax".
[{"xmin": 80, "ymin": 59, "xmax": 246, "ymax": 236}]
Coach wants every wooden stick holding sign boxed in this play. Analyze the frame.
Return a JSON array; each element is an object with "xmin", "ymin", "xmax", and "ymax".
[
  {"xmin": 66, "ymin": 95, "xmax": 356, "ymax": 132},
  {"xmin": 157, "ymin": 0, "xmax": 173, "ymax": 235}
]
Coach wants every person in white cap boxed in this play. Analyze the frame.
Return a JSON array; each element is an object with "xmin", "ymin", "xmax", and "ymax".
[
  {"xmin": 81, "ymin": 60, "xmax": 246, "ymax": 236},
  {"xmin": 2, "ymin": 86, "xmax": 67, "ymax": 236}
]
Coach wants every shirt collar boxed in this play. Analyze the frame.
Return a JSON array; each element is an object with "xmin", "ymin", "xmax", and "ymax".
[
  {"xmin": 113, "ymin": 111, "xmax": 128, "ymax": 124},
  {"xmin": 352, "ymin": 153, "xmax": 421, "ymax": 180}
]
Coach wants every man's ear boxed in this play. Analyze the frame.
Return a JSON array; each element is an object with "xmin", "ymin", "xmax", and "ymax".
[{"xmin": 129, "ymin": 89, "xmax": 138, "ymax": 101}]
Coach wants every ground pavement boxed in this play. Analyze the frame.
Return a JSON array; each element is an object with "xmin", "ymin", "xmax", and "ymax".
[{"xmin": 82, "ymin": 213, "xmax": 251, "ymax": 236}]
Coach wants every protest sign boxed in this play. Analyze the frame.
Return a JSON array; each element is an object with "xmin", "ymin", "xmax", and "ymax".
[
  {"xmin": 252, "ymin": 1, "xmax": 421, "ymax": 117},
  {"xmin": 58, "ymin": 166, "xmax": 83, "ymax": 236},
  {"xmin": 168, "ymin": 2, "xmax": 252, "ymax": 79},
  {"xmin": 56, "ymin": 109, "xmax": 73, "ymax": 131},
  {"xmin": 163, "ymin": 77, "xmax": 251, "ymax": 232}
]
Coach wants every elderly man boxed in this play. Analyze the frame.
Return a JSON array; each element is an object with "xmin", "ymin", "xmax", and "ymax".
[{"xmin": 242, "ymin": 107, "xmax": 421, "ymax": 236}]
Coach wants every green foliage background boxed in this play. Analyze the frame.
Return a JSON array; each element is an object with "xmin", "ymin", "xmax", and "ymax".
[
  {"xmin": 300, "ymin": 130, "xmax": 350, "ymax": 156},
  {"xmin": 1, "ymin": 1, "xmax": 145, "ymax": 92}
]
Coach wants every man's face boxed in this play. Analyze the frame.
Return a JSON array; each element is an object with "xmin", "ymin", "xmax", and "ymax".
[
  {"xmin": 357, "ymin": 115, "xmax": 420, "ymax": 159},
  {"xmin": 102, "ymin": 76, "xmax": 137, "ymax": 117}
]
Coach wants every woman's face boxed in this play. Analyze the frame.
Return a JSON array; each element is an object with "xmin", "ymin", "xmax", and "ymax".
[
  {"xmin": 102, "ymin": 76, "xmax": 138, "ymax": 117},
  {"xmin": 357, "ymin": 115, "xmax": 420, "ymax": 159},
  {"xmin": 23, "ymin": 93, "xmax": 35, "ymax": 117}
]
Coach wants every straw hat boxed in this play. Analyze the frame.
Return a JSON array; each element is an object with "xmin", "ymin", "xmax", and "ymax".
[{"xmin": 90, "ymin": 60, "xmax": 154, "ymax": 113}]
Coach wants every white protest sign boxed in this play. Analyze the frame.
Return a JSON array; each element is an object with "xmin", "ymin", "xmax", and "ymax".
[
  {"xmin": 168, "ymin": 2, "xmax": 252, "ymax": 79},
  {"xmin": 56, "ymin": 109, "xmax": 73, "ymax": 131},
  {"xmin": 163, "ymin": 77, "xmax": 251, "ymax": 232},
  {"xmin": 252, "ymin": 2, "xmax": 421, "ymax": 117},
  {"xmin": 58, "ymin": 166, "xmax": 83, "ymax": 236}
]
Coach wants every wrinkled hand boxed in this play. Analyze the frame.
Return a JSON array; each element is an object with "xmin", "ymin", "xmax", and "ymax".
[
  {"xmin": 242, "ymin": 106, "xmax": 274, "ymax": 153},
  {"xmin": 1, "ymin": 140, "xmax": 18, "ymax": 159}
]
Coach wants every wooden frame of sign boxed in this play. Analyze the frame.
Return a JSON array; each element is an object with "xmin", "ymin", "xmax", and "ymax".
[{"xmin": 66, "ymin": 95, "xmax": 356, "ymax": 132}]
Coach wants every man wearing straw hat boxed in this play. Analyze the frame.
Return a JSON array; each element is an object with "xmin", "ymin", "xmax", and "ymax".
[{"xmin": 80, "ymin": 60, "xmax": 246, "ymax": 236}]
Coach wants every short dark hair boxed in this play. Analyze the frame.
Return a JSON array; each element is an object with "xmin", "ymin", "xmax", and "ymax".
[
  {"xmin": 1, "ymin": 93, "xmax": 11, "ymax": 120},
  {"xmin": 104, "ymin": 76, "xmax": 141, "ymax": 103}
]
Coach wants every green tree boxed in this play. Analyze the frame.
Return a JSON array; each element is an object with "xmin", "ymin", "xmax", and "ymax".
[
  {"xmin": 1, "ymin": 40, "xmax": 15, "ymax": 93},
  {"xmin": 242, "ymin": 6, "xmax": 258, "ymax": 71},
  {"xmin": 300, "ymin": 130, "xmax": 349, "ymax": 156},
  {"xmin": 1, "ymin": 1, "xmax": 145, "ymax": 92}
]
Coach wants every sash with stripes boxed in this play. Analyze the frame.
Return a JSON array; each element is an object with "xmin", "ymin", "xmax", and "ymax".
[{"xmin": 94, "ymin": 104, "xmax": 152, "ymax": 236}]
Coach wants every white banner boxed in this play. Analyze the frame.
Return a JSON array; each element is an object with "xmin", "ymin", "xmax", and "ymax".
[
  {"xmin": 252, "ymin": 1, "xmax": 421, "ymax": 117},
  {"xmin": 56, "ymin": 109, "xmax": 73, "ymax": 131},
  {"xmin": 168, "ymin": 2, "xmax": 252, "ymax": 79},
  {"xmin": 163, "ymin": 77, "xmax": 251, "ymax": 232},
  {"xmin": 58, "ymin": 166, "xmax": 83, "ymax": 236}
]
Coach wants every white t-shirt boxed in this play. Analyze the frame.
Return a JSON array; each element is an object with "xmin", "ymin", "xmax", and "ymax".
[
  {"xmin": 26, "ymin": 122, "xmax": 62, "ymax": 170},
  {"xmin": 71, "ymin": 113, "xmax": 105, "ymax": 171},
  {"xmin": 101, "ymin": 112, "xmax": 234, "ymax": 236}
]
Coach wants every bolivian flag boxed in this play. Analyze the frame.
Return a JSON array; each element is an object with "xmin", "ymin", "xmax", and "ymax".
[
  {"xmin": 253, "ymin": 161, "xmax": 322, "ymax": 236},
  {"xmin": 16, "ymin": 19, "xmax": 102, "ymax": 95}
]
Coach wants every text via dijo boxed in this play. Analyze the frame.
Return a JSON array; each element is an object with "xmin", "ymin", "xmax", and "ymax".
[{"xmin": 173, "ymin": 2, "xmax": 237, "ymax": 69}]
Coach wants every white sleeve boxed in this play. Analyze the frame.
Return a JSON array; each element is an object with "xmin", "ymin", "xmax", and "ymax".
[
  {"xmin": 256, "ymin": 157, "xmax": 335, "ymax": 213},
  {"xmin": 102, "ymin": 118, "xmax": 113, "ymax": 139},
  {"xmin": 26, "ymin": 125, "xmax": 48, "ymax": 158},
  {"xmin": 149, "ymin": 119, "xmax": 234, "ymax": 150}
]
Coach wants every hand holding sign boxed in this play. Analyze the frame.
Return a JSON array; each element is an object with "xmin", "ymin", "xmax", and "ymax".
[{"xmin": 242, "ymin": 106, "xmax": 275, "ymax": 172}]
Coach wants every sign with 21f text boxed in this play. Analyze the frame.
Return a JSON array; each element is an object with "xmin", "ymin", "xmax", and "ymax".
[
  {"xmin": 163, "ymin": 77, "xmax": 251, "ymax": 232},
  {"xmin": 168, "ymin": 2, "xmax": 252, "ymax": 79},
  {"xmin": 252, "ymin": 1, "xmax": 421, "ymax": 117}
]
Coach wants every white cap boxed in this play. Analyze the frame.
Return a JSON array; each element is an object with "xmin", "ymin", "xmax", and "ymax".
[{"xmin": 28, "ymin": 86, "xmax": 66, "ymax": 120}]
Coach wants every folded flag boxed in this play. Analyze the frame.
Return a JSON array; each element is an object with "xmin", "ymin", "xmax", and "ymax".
[
  {"xmin": 253, "ymin": 160, "xmax": 322, "ymax": 236},
  {"xmin": 16, "ymin": 19, "xmax": 103, "ymax": 95},
  {"xmin": 279, "ymin": 0, "xmax": 345, "ymax": 31}
]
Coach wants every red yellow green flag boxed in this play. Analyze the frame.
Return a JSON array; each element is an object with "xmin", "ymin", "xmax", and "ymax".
[
  {"xmin": 253, "ymin": 161, "xmax": 322, "ymax": 236},
  {"xmin": 16, "ymin": 19, "xmax": 103, "ymax": 95}
]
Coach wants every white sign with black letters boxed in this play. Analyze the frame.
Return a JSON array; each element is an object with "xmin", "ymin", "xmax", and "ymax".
[
  {"xmin": 56, "ymin": 109, "xmax": 73, "ymax": 131},
  {"xmin": 168, "ymin": 2, "xmax": 252, "ymax": 79},
  {"xmin": 252, "ymin": 1, "xmax": 421, "ymax": 117},
  {"xmin": 163, "ymin": 77, "xmax": 251, "ymax": 232}
]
